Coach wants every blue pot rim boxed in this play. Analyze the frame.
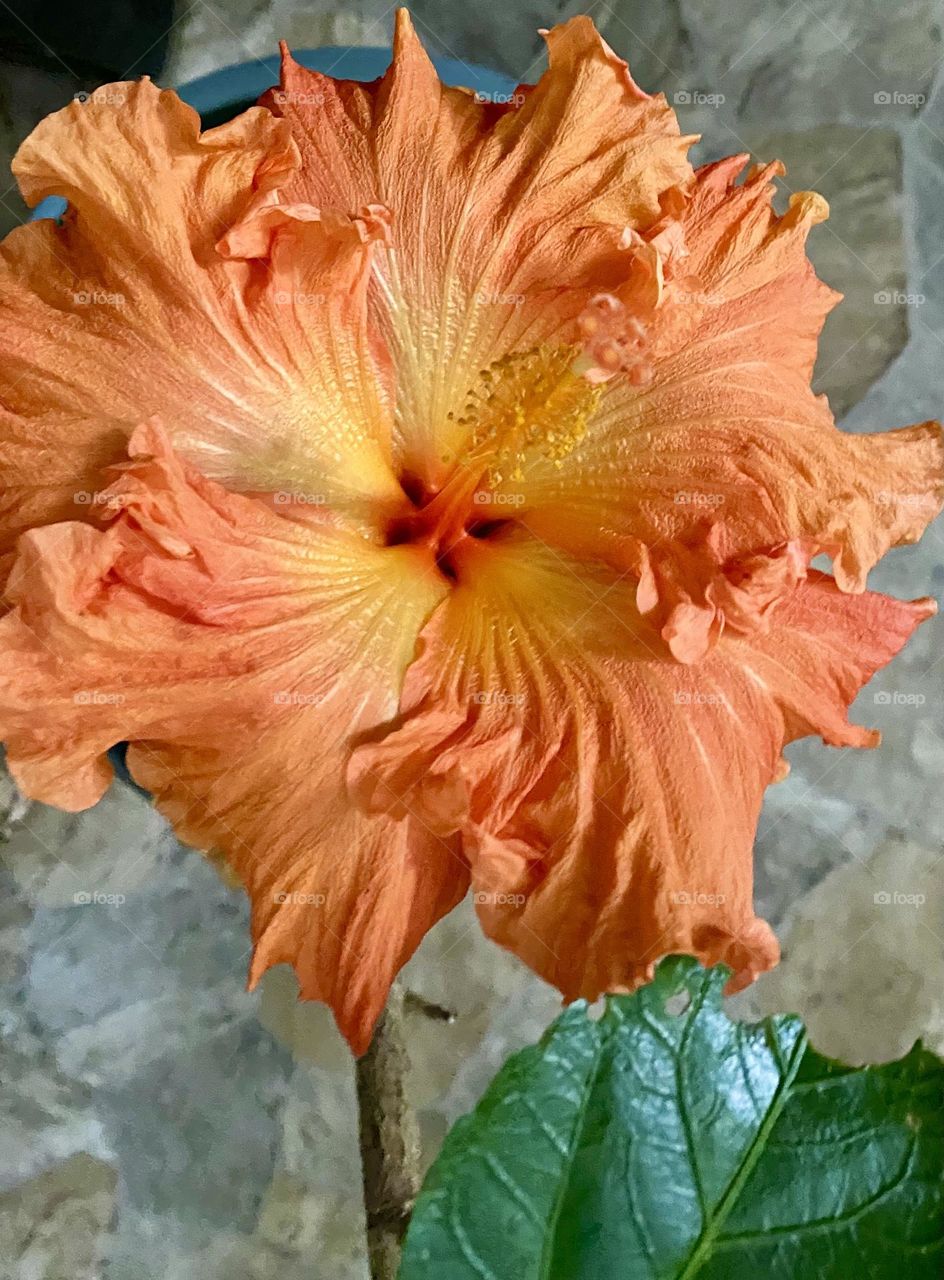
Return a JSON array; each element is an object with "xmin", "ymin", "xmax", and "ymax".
[{"xmin": 180, "ymin": 44, "xmax": 517, "ymax": 116}]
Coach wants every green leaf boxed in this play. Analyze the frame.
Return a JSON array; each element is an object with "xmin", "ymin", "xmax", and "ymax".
[{"xmin": 399, "ymin": 956, "xmax": 944, "ymax": 1280}]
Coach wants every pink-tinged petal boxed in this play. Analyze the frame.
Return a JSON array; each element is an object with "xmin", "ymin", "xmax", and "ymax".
[
  {"xmin": 263, "ymin": 9, "xmax": 694, "ymax": 483},
  {"xmin": 350, "ymin": 529, "xmax": 933, "ymax": 1001},
  {"xmin": 0, "ymin": 78, "xmax": 404, "ymax": 564},
  {"xmin": 0, "ymin": 423, "xmax": 461, "ymax": 1052},
  {"xmin": 481, "ymin": 157, "xmax": 943, "ymax": 589}
]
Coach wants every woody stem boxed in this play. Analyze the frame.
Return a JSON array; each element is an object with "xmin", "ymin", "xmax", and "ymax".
[{"xmin": 355, "ymin": 980, "xmax": 421, "ymax": 1280}]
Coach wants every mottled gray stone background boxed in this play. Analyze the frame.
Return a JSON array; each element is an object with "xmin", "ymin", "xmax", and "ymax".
[{"xmin": 1, "ymin": 2, "xmax": 943, "ymax": 1277}]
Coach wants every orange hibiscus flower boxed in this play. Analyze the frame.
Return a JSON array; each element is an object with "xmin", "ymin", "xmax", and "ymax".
[{"xmin": 0, "ymin": 12, "xmax": 940, "ymax": 1052}]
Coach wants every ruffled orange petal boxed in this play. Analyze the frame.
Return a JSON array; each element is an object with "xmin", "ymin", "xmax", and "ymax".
[
  {"xmin": 0, "ymin": 423, "xmax": 461, "ymax": 1051},
  {"xmin": 349, "ymin": 529, "xmax": 933, "ymax": 999},
  {"xmin": 635, "ymin": 526, "xmax": 811, "ymax": 664},
  {"xmin": 262, "ymin": 9, "xmax": 694, "ymax": 485},
  {"xmin": 0, "ymin": 78, "xmax": 405, "ymax": 564},
  {"xmin": 483, "ymin": 156, "xmax": 944, "ymax": 589}
]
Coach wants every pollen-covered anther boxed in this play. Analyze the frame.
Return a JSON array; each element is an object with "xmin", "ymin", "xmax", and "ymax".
[
  {"xmin": 461, "ymin": 346, "xmax": 602, "ymax": 483},
  {"xmin": 576, "ymin": 292, "xmax": 652, "ymax": 387}
]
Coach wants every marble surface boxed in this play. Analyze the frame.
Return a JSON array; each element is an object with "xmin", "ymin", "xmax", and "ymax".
[{"xmin": 1, "ymin": 2, "xmax": 943, "ymax": 1277}]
